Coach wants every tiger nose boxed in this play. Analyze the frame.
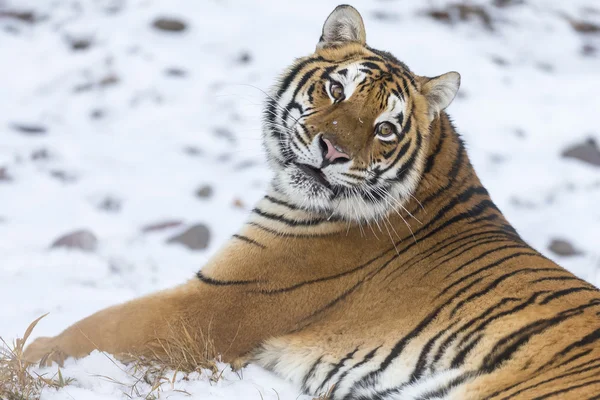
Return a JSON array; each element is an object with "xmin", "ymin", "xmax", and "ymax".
[{"xmin": 319, "ymin": 136, "xmax": 350, "ymax": 167}]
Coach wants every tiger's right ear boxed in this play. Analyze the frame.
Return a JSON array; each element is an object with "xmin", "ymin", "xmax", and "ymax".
[{"xmin": 317, "ymin": 5, "xmax": 366, "ymax": 49}]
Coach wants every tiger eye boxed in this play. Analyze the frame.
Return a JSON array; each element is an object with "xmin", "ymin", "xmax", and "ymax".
[
  {"xmin": 377, "ymin": 122, "xmax": 395, "ymax": 138},
  {"xmin": 330, "ymin": 83, "xmax": 344, "ymax": 100}
]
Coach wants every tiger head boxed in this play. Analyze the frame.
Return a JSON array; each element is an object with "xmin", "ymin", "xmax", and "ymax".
[{"xmin": 263, "ymin": 5, "xmax": 461, "ymax": 222}]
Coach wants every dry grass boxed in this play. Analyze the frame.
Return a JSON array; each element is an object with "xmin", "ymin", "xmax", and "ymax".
[
  {"xmin": 115, "ymin": 319, "xmax": 224, "ymax": 399},
  {"xmin": 0, "ymin": 316, "xmax": 224, "ymax": 400},
  {"xmin": 312, "ymin": 385, "xmax": 334, "ymax": 400},
  {"xmin": 0, "ymin": 314, "xmax": 74, "ymax": 400},
  {"xmin": 140, "ymin": 319, "xmax": 219, "ymax": 376}
]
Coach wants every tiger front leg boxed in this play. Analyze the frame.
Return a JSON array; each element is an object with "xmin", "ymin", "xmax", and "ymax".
[{"xmin": 24, "ymin": 280, "xmax": 245, "ymax": 365}]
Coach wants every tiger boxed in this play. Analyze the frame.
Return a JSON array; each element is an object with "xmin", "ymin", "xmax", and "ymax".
[{"xmin": 24, "ymin": 4, "xmax": 600, "ymax": 399}]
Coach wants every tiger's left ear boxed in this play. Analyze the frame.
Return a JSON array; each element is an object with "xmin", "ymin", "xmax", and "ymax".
[
  {"xmin": 317, "ymin": 5, "xmax": 366, "ymax": 49},
  {"xmin": 419, "ymin": 72, "xmax": 461, "ymax": 122}
]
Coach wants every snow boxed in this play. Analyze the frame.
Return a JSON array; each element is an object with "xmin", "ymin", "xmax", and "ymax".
[{"xmin": 1, "ymin": 0, "xmax": 599, "ymax": 398}]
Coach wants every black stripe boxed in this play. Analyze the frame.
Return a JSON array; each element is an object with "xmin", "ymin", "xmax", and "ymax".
[
  {"xmin": 531, "ymin": 379, "xmax": 600, "ymax": 400},
  {"xmin": 315, "ymin": 347, "xmax": 360, "ymax": 394},
  {"xmin": 551, "ymin": 349, "xmax": 593, "ymax": 371},
  {"xmin": 441, "ymin": 253, "xmax": 540, "ymax": 298},
  {"xmin": 264, "ymin": 195, "xmax": 300, "ymax": 210},
  {"xmin": 496, "ymin": 362, "xmax": 600, "ymax": 400},
  {"xmin": 481, "ymin": 302, "xmax": 600, "ymax": 375},
  {"xmin": 543, "ymin": 327, "xmax": 600, "ymax": 370},
  {"xmin": 196, "ymin": 270, "xmax": 262, "ymax": 286},
  {"xmin": 332, "ymin": 346, "xmax": 380, "ymax": 399},
  {"xmin": 417, "ymin": 372, "xmax": 476, "ymax": 400},
  {"xmin": 531, "ymin": 276, "xmax": 587, "ymax": 284},
  {"xmin": 424, "ymin": 118, "xmax": 446, "ymax": 174},
  {"xmin": 540, "ymin": 287, "xmax": 599, "ymax": 305},
  {"xmin": 302, "ymin": 355, "xmax": 324, "ymax": 392},
  {"xmin": 277, "ymin": 57, "xmax": 323, "ymax": 98},
  {"xmin": 291, "ymin": 67, "xmax": 319, "ymax": 100},
  {"xmin": 450, "ymin": 267, "xmax": 559, "ymax": 317},
  {"xmin": 458, "ymin": 291, "xmax": 549, "ymax": 349},
  {"xmin": 429, "ymin": 296, "xmax": 520, "ymax": 372},
  {"xmin": 232, "ymin": 234, "xmax": 266, "ymax": 249},
  {"xmin": 252, "ymin": 207, "xmax": 326, "ymax": 227}
]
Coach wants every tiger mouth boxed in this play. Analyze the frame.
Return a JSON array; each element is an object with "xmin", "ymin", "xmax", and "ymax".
[{"xmin": 295, "ymin": 163, "xmax": 332, "ymax": 190}]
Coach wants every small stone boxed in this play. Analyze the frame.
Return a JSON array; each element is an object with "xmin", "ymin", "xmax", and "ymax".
[
  {"xmin": 99, "ymin": 74, "xmax": 119, "ymax": 87},
  {"xmin": 489, "ymin": 153, "xmax": 506, "ymax": 164},
  {"xmin": 142, "ymin": 220, "xmax": 184, "ymax": 233},
  {"xmin": 0, "ymin": 10, "xmax": 38, "ymax": 24},
  {"xmin": 214, "ymin": 127, "xmax": 236, "ymax": 143},
  {"xmin": 236, "ymin": 52, "xmax": 252, "ymax": 65},
  {"xmin": 51, "ymin": 229, "xmax": 98, "ymax": 252},
  {"xmin": 11, "ymin": 123, "xmax": 47, "ymax": 135},
  {"xmin": 183, "ymin": 146, "xmax": 203, "ymax": 156},
  {"xmin": 90, "ymin": 109, "xmax": 105, "ymax": 119},
  {"xmin": 548, "ymin": 238, "xmax": 582, "ymax": 257},
  {"xmin": 234, "ymin": 160, "xmax": 258, "ymax": 170},
  {"xmin": 570, "ymin": 20, "xmax": 600, "ymax": 34},
  {"xmin": 97, "ymin": 197, "xmax": 121, "ymax": 212},
  {"xmin": 167, "ymin": 224, "xmax": 210, "ymax": 250},
  {"xmin": 165, "ymin": 67, "xmax": 187, "ymax": 77},
  {"xmin": 232, "ymin": 198, "xmax": 245, "ymax": 209},
  {"xmin": 493, "ymin": 0, "xmax": 524, "ymax": 7},
  {"xmin": 31, "ymin": 148, "xmax": 50, "ymax": 160},
  {"xmin": 152, "ymin": 17, "xmax": 187, "ymax": 32},
  {"xmin": 582, "ymin": 44, "xmax": 597, "ymax": 57},
  {"xmin": 66, "ymin": 36, "xmax": 93, "ymax": 51},
  {"xmin": 491, "ymin": 56, "xmax": 509, "ymax": 67},
  {"xmin": 50, "ymin": 170, "xmax": 77, "ymax": 183},
  {"xmin": 0, "ymin": 167, "xmax": 12, "ymax": 182},
  {"xmin": 195, "ymin": 185, "xmax": 213, "ymax": 199},
  {"xmin": 372, "ymin": 11, "xmax": 399, "ymax": 21},
  {"xmin": 536, "ymin": 62, "xmax": 554, "ymax": 73},
  {"xmin": 514, "ymin": 129, "xmax": 526, "ymax": 138},
  {"xmin": 426, "ymin": 10, "xmax": 451, "ymax": 23},
  {"xmin": 510, "ymin": 197, "xmax": 536, "ymax": 209},
  {"xmin": 562, "ymin": 138, "xmax": 600, "ymax": 167}
]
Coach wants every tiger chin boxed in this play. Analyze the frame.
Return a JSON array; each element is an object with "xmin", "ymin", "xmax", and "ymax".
[{"xmin": 24, "ymin": 5, "xmax": 600, "ymax": 400}]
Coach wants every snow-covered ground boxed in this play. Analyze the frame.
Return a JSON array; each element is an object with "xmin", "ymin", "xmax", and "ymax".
[{"xmin": 1, "ymin": 0, "xmax": 599, "ymax": 398}]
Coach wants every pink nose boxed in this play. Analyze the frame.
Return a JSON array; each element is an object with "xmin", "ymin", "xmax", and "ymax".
[{"xmin": 320, "ymin": 137, "xmax": 350, "ymax": 165}]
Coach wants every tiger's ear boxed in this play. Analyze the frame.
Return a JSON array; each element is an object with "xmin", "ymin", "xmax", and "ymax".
[
  {"xmin": 317, "ymin": 5, "xmax": 366, "ymax": 49},
  {"xmin": 420, "ymin": 72, "xmax": 461, "ymax": 122}
]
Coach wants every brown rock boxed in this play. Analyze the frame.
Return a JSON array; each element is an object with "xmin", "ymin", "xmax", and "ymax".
[
  {"xmin": 165, "ymin": 67, "xmax": 187, "ymax": 77},
  {"xmin": 97, "ymin": 197, "xmax": 121, "ymax": 212},
  {"xmin": 195, "ymin": 185, "xmax": 213, "ymax": 199},
  {"xmin": 66, "ymin": 36, "xmax": 93, "ymax": 51},
  {"xmin": 570, "ymin": 19, "xmax": 600, "ymax": 34},
  {"xmin": 31, "ymin": 148, "xmax": 50, "ymax": 160},
  {"xmin": 167, "ymin": 224, "xmax": 210, "ymax": 250},
  {"xmin": 562, "ymin": 138, "xmax": 600, "ymax": 167},
  {"xmin": 141, "ymin": 220, "xmax": 184, "ymax": 233},
  {"xmin": 0, "ymin": 167, "xmax": 12, "ymax": 182},
  {"xmin": 232, "ymin": 198, "xmax": 245, "ymax": 209},
  {"xmin": 11, "ymin": 123, "xmax": 47, "ymax": 135},
  {"xmin": 0, "ymin": 10, "xmax": 38, "ymax": 24},
  {"xmin": 50, "ymin": 170, "xmax": 77, "ymax": 183},
  {"xmin": 236, "ymin": 51, "xmax": 252, "ymax": 65},
  {"xmin": 51, "ymin": 230, "xmax": 98, "ymax": 252},
  {"xmin": 152, "ymin": 17, "xmax": 187, "ymax": 32},
  {"xmin": 493, "ymin": 0, "xmax": 525, "ymax": 7},
  {"xmin": 548, "ymin": 238, "xmax": 582, "ymax": 257}
]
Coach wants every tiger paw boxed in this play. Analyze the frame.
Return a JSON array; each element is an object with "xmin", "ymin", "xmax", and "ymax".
[
  {"xmin": 230, "ymin": 353, "xmax": 252, "ymax": 371},
  {"xmin": 24, "ymin": 336, "xmax": 68, "ymax": 367}
]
